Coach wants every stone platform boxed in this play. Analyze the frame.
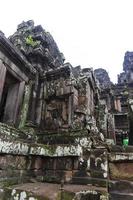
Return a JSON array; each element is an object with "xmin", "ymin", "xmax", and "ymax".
[{"xmin": 0, "ymin": 182, "xmax": 108, "ymax": 200}]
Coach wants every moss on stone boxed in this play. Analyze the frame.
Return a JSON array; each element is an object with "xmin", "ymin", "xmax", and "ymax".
[
  {"xmin": 57, "ymin": 191, "xmax": 75, "ymax": 200},
  {"xmin": 1, "ymin": 188, "xmax": 48, "ymax": 200},
  {"xmin": 19, "ymin": 83, "xmax": 32, "ymax": 129},
  {"xmin": 25, "ymin": 35, "xmax": 40, "ymax": 47}
]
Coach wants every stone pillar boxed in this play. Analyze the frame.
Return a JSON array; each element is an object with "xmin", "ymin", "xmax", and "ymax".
[
  {"xmin": 19, "ymin": 82, "xmax": 32, "ymax": 128},
  {"xmin": 0, "ymin": 60, "xmax": 6, "ymax": 103},
  {"xmin": 14, "ymin": 81, "xmax": 25, "ymax": 125},
  {"xmin": 68, "ymin": 95, "xmax": 73, "ymax": 126},
  {"xmin": 28, "ymin": 74, "xmax": 39, "ymax": 125},
  {"xmin": 35, "ymin": 81, "xmax": 44, "ymax": 125},
  {"xmin": 114, "ymin": 98, "xmax": 121, "ymax": 112}
]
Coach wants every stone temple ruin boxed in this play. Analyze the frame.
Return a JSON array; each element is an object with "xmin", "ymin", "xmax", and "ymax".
[{"xmin": 0, "ymin": 20, "xmax": 133, "ymax": 199}]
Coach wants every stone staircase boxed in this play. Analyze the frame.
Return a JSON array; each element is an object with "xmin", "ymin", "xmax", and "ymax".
[
  {"xmin": 109, "ymin": 180, "xmax": 133, "ymax": 200},
  {"xmin": 1, "ymin": 123, "xmax": 133, "ymax": 199}
]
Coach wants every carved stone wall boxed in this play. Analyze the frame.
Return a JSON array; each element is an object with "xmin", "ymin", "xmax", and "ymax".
[{"xmin": 0, "ymin": 20, "xmax": 133, "ymax": 199}]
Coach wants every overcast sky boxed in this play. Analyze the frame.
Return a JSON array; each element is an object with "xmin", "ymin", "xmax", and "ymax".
[{"xmin": 0, "ymin": 0, "xmax": 133, "ymax": 82}]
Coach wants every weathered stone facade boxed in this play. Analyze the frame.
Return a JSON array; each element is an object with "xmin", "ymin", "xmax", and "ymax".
[{"xmin": 0, "ymin": 20, "xmax": 133, "ymax": 199}]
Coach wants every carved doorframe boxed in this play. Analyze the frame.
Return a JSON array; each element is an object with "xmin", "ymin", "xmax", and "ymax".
[{"xmin": 0, "ymin": 59, "xmax": 26, "ymax": 126}]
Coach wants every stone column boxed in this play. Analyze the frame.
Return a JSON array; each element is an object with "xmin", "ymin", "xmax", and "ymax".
[
  {"xmin": 0, "ymin": 60, "xmax": 6, "ymax": 103},
  {"xmin": 19, "ymin": 82, "xmax": 32, "ymax": 128},
  {"xmin": 28, "ymin": 74, "xmax": 39, "ymax": 125},
  {"xmin": 35, "ymin": 81, "xmax": 44, "ymax": 125},
  {"xmin": 14, "ymin": 81, "xmax": 25, "ymax": 125},
  {"xmin": 68, "ymin": 94, "xmax": 73, "ymax": 126}
]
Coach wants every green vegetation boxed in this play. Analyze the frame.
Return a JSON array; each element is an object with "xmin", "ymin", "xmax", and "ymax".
[
  {"xmin": 57, "ymin": 191, "xmax": 75, "ymax": 200},
  {"xmin": 25, "ymin": 35, "xmax": 40, "ymax": 47}
]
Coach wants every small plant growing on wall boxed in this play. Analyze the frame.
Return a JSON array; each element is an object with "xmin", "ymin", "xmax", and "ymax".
[{"xmin": 25, "ymin": 35, "xmax": 40, "ymax": 47}]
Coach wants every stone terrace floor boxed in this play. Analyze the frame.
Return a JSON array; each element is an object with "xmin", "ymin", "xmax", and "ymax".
[{"xmin": 11, "ymin": 182, "xmax": 107, "ymax": 199}]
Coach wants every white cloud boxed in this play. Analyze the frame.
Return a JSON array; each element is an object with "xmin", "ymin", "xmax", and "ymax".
[{"xmin": 0, "ymin": 0, "xmax": 133, "ymax": 82}]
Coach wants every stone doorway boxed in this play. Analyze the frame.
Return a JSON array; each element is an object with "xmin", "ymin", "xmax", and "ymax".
[
  {"xmin": 0, "ymin": 71, "xmax": 20, "ymax": 123},
  {"xmin": 0, "ymin": 62, "xmax": 25, "ymax": 126}
]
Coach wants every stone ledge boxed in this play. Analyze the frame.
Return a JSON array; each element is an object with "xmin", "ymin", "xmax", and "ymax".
[
  {"xmin": 0, "ymin": 139, "xmax": 83, "ymax": 157},
  {"xmin": 0, "ymin": 182, "xmax": 108, "ymax": 200},
  {"xmin": 109, "ymin": 152, "xmax": 133, "ymax": 161}
]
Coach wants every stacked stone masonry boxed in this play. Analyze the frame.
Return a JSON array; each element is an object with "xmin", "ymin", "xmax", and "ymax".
[{"xmin": 0, "ymin": 20, "xmax": 133, "ymax": 199}]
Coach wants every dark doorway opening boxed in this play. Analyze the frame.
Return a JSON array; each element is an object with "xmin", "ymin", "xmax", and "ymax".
[{"xmin": 0, "ymin": 71, "xmax": 19, "ymax": 123}]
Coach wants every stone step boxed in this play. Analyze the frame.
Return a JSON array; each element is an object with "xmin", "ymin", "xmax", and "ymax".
[
  {"xmin": 37, "ymin": 130, "xmax": 89, "ymax": 145},
  {"xmin": 0, "ymin": 122, "xmax": 29, "ymax": 141},
  {"xmin": 0, "ymin": 138, "xmax": 82, "ymax": 157},
  {"xmin": 109, "ymin": 180, "xmax": 133, "ymax": 193},
  {"xmin": 110, "ymin": 192, "xmax": 133, "ymax": 200},
  {"xmin": 72, "ymin": 176, "xmax": 108, "ymax": 187},
  {"xmin": 0, "ymin": 183, "xmax": 108, "ymax": 200}
]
